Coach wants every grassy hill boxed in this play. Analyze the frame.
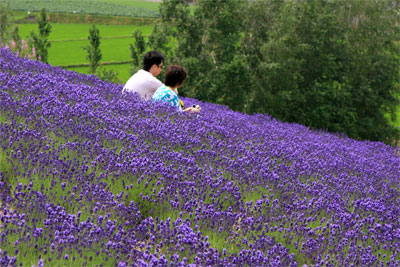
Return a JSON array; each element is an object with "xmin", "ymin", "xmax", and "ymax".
[{"xmin": 1, "ymin": 48, "xmax": 400, "ymax": 266}]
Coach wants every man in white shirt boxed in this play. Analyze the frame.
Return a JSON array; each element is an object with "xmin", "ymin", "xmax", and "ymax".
[{"xmin": 122, "ymin": 51, "xmax": 164, "ymax": 100}]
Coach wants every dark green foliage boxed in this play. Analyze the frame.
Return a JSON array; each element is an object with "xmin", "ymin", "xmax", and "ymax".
[
  {"xmin": 130, "ymin": 30, "xmax": 146, "ymax": 67},
  {"xmin": 254, "ymin": 0, "xmax": 356, "ymax": 129},
  {"xmin": 152, "ymin": 0, "xmax": 399, "ymax": 144},
  {"xmin": 160, "ymin": 0, "xmax": 245, "ymax": 104},
  {"xmin": 129, "ymin": 30, "xmax": 146, "ymax": 75},
  {"xmin": 270, "ymin": 0, "xmax": 399, "ymax": 143},
  {"xmin": 30, "ymin": 8, "xmax": 52, "ymax": 63},
  {"xmin": 338, "ymin": 0, "xmax": 400, "ymax": 142},
  {"xmin": 212, "ymin": 55, "xmax": 250, "ymax": 111},
  {"xmin": 147, "ymin": 24, "xmax": 173, "ymax": 59},
  {"xmin": 84, "ymin": 24, "xmax": 102, "ymax": 74}
]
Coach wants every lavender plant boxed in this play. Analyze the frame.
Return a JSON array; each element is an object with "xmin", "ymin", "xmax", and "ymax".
[{"xmin": 0, "ymin": 48, "xmax": 399, "ymax": 266}]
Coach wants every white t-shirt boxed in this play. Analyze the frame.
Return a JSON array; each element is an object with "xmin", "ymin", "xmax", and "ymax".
[{"xmin": 122, "ymin": 69, "xmax": 163, "ymax": 100}]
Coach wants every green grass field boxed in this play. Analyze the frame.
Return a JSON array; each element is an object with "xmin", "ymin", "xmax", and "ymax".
[
  {"xmin": 17, "ymin": 23, "xmax": 154, "ymax": 82},
  {"xmin": 70, "ymin": 63, "xmax": 132, "ymax": 84},
  {"xmin": 49, "ymin": 38, "xmax": 133, "ymax": 65}
]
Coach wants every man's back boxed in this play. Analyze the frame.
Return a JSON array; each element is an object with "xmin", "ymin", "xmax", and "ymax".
[{"xmin": 122, "ymin": 69, "xmax": 163, "ymax": 100}]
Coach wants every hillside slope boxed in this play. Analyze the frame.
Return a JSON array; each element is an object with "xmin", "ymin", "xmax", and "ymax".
[{"xmin": 1, "ymin": 48, "xmax": 400, "ymax": 266}]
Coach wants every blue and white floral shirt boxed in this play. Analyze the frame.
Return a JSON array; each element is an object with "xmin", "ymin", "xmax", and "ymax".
[{"xmin": 152, "ymin": 85, "xmax": 182, "ymax": 111}]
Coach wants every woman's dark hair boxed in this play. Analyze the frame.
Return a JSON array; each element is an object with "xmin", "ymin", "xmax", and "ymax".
[
  {"xmin": 164, "ymin": 65, "xmax": 187, "ymax": 88},
  {"xmin": 143, "ymin": 51, "xmax": 164, "ymax": 71}
]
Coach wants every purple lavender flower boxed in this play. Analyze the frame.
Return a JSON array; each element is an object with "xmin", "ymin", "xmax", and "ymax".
[{"xmin": 0, "ymin": 47, "xmax": 399, "ymax": 266}]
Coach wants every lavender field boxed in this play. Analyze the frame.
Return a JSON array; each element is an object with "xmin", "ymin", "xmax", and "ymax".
[{"xmin": 1, "ymin": 48, "xmax": 400, "ymax": 266}]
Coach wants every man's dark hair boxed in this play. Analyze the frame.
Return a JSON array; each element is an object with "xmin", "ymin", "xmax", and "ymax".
[
  {"xmin": 164, "ymin": 65, "xmax": 187, "ymax": 88},
  {"xmin": 143, "ymin": 51, "xmax": 164, "ymax": 71}
]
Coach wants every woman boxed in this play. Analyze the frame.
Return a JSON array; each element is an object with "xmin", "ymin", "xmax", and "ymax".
[{"xmin": 152, "ymin": 65, "xmax": 201, "ymax": 113}]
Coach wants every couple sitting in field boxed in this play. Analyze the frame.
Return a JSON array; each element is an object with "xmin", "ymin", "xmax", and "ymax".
[{"xmin": 122, "ymin": 51, "xmax": 201, "ymax": 113}]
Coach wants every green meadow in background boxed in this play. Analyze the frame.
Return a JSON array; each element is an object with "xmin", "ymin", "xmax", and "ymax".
[{"xmin": 17, "ymin": 23, "xmax": 154, "ymax": 82}]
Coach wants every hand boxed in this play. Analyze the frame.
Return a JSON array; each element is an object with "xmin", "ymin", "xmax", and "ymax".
[{"xmin": 184, "ymin": 106, "xmax": 201, "ymax": 113}]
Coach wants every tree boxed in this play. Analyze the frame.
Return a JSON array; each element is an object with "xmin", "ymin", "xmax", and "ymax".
[
  {"xmin": 0, "ymin": 1, "xmax": 13, "ymax": 46},
  {"xmin": 155, "ymin": 0, "xmax": 246, "ymax": 104},
  {"xmin": 30, "ymin": 8, "xmax": 52, "ymax": 63},
  {"xmin": 152, "ymin": 0, "xmax": 399, "ymax": 144},
  {"xmin": 129, "ymin": 29, "xmax": 146, "ymax": 75},
  {"xmin": 11, "ymin": 26, "xmax": 21, "ymax": 54},
  {"xmin": 335, "ymin": 0, "xmax": 400, "ymax": 142},
  {"xmin": 246, "ymin": 0, "xmax": 399, "ymax": 143},
  {"xmin": 82, "ymin": 24, "xmax": 119, "ymax": 83},
  {"xmin": 83, "ymin": 24, "xmax": 102, "ymax": 74}
]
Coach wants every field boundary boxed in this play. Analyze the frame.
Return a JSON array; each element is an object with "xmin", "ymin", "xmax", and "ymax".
[
  {"xmin": 60, "ymin": 60, "xmax": 131, "ymax": 68},
  {"xmin": 51, "ymin": 36, "xmax": 137, "ymax": 42},
  {"xmin": 15, "ymin": 12, "xmax": 158, "ymax": 25}
]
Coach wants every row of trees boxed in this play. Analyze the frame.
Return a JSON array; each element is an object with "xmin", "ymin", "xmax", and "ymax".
[
  {"xmin": 0, "ymin": 5, "xmax": 118, "ymax": 82},
  {"xmin": 131, "ymin": 0, "xmax": 399, "ymax": 144}
]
